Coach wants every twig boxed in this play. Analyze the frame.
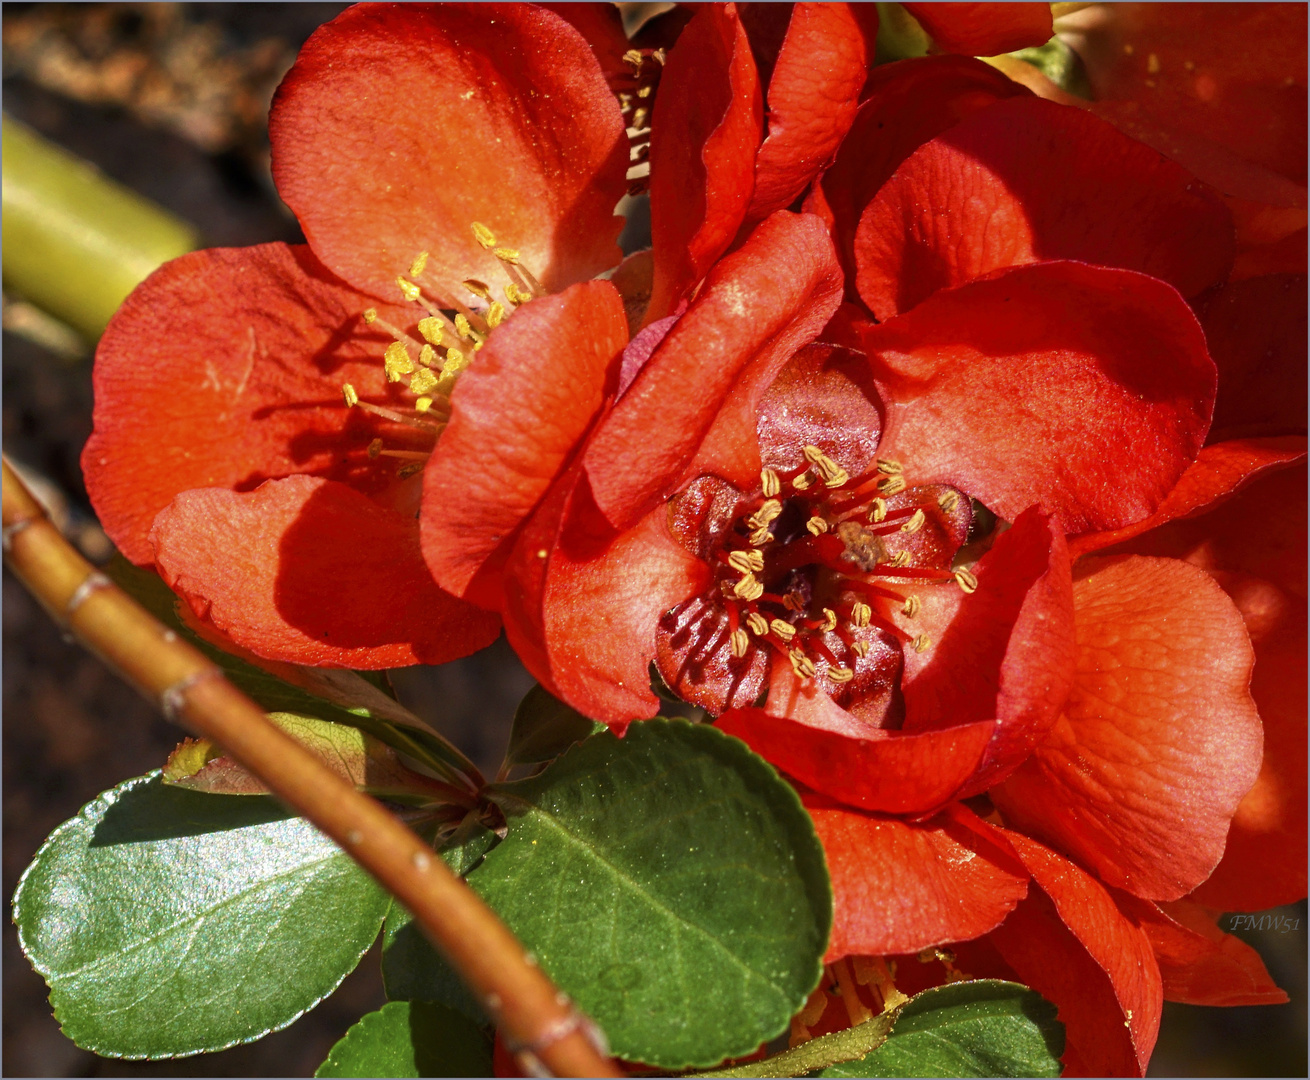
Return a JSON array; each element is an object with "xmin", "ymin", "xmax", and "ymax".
[{"xmin": 2, "ymin": 457, "xmax": 621, "ymax": 1078}]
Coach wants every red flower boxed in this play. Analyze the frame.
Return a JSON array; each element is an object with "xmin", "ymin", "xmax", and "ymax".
[{"xmin": 82, "ymin": 3, "xmax": 637, "ymax": 667}]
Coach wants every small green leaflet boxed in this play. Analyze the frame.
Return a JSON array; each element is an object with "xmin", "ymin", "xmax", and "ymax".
[
  {"xmin": 816, "ymin": 980, "xmax": 1064, "ymax": 1078},
  {"xmin": 315, "ymin": 1001, "xmax": 493, "ymax": 1078},
  {"xmin": 506, "ymin": 683, "xmax": 606, "ymax": 766},
  {"xmin": 468, "ymin": 719, "xmax": 832, "ymax": 1069},
  {"xmin": 13, "ymin": 774, "xmax": 389, "ymax": 1058}
]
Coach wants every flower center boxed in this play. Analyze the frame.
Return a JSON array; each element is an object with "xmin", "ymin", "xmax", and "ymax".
[
  {"xmin": 339, "ymin": 222, "xmax": 547, "ymax": 479},
  {"xmin": 657, "ymin": 449, "xmax": 976, "ymax": 722}
]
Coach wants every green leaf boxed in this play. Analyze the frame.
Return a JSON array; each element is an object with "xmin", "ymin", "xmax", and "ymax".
[
  {"xmin": 507, "ymin": 684, "xmax": 605, "ymax": 766},
  {"xmin": 13, "ymin": 773, "xmax": 390, "ymax": 1058},
  {"xmin": 468, "ymin": 719, "xmax": 832, "ymax": 1069},
  {"xmin": 816, "ymin": 980, "xmax": 1064, "ymax": 1078},
  {"xmin": 105, "ymin": 557, "xmax": 480, "ymax": 783},
  {"xmin": 382, "ymin": 817, "xmax": 498, "ymax": 1023},
  {"xmin": 315, "ymin": 1001, "xmax": 493, "ymax": 1078}
]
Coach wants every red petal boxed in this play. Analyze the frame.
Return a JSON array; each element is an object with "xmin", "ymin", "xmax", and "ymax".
[
  {"xmin": 647, "ymin": 3, "xmax": 763, "ymax": 321},
  {"xmin": 150, "ymin": 476, "xmax": 500, "ymax": 668},
  {"xmin": 988, "ymin": 832, "xmax": 1161, "ymax": 1078},
  {"xmin": 585, "ymin": 211, "xmax": 842, "ymax": 530},
  {"xmin": 421, "ymin": 281, "xmax": 628, "ymax": 605},
  {"xmin": 1197, "ymin": 273, "xmax": 1309, "ymax": 443},
  {"xmin": 1126, "ymin": 897, "xmax": 1287, "ymax": 1006},
  {"xmin": 743, "ymin": 3, "xmax": 875, "ymax": 222},
  {"xmin": 539, "ymin": 2, "xmax": 632, "ymax": 81},
  {"xmin": 716, "ymin": 692, "xmax": 996, "ymax": 815},
  {"xmin": 83, "ymin": 244, "xmax": 423, "ymax": 566},
  {"xmin": 992, "ymin": 555, "xmax": 1263, "ymax": 900},
  {"xmin": 900, "ymin": 508, "xmax": 1076, "ymax": 796},
  {"xmin": 902, "ymin": 2, "xmax": 1052, "ymax": 56},
  {"xmin": 809, "ymin": 55, "xmax": 1028, "ymax": 299},
  {"xmin": 1069, "ymin": 437, "xmax": 1307, "ymax": 560},
  {"xmin": 503, "ymin": 468, "xmax": 711, "ymax": 725},
  {"xmin": 269, "ymin": 3, "xmax": 627, "ymax": 299},
  {"xmin": 855, "ymin": 96, "xmax": 1234, "ymax": 318},
  {"xmin": 864, "ymin": 261, "xmax": 1215, "ymax": 535},
  {"xmin": 807, "ymin": 797, "xmax": 1028, "ymax": 960}
]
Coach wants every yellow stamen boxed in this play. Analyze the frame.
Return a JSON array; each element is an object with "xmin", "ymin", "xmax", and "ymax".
[
  {"xmin": 417, "ymin": 317, "xmax": 444, "ymax": 346},
  {"xmin": 902, "ymin": 595, "xmax": 921, "ymax": 617},
  {"xmin": 418, "ymin": 343, "xmax": 438, "ymax": 369},
  {"xmin": 938, "ymin": 490, "xmax": 960, "ymax": 513},
  {"xmin": 728, "ymin": 550, "xmax": 764, "ymax": 574},
  {"xmin": 729, "ymin": 628, "xmax": 749, "ymax": 659},
  {"xmin": 806, "ymin": 516, "xmax": 829, "ymax": 537},
  {"xmin": 901, "ymin": 509, "xmax": 926, "ymax": 534},
  {"xmin": 493, "ymin": 246, "xmax": 520, "ymax": 263},
  {"xmin": 869, "ymin": 498, "xmax": 888, "ymax": 523},
  {"xmin": 749, "ymin": 526, "xmax": 773, "ymax": 547},
  {"xmin": 454, "ymin": 313, "xmax": 475, "ymax": 340},
  {"xmin": 852, "ymin": 640, "xmax": 870, "ymax": 659},
  {"xmin": 396, "ymin": 276, "xmax": 421, "ymax": 302},
  {"xmin": 876, "ymin": 459, "xmax": 904, "ymax": 475},
  {"xmin": 760, "ymin": 468, "xmax": 781, "ymax": 498},
  {"xmin": 792, "ymin": 471, "xmax": 812, "ymax": 491},
  {"xmin": 733, "ymin": 574, "xmax": 764, "ymax": 601},
  {"xmin": 820, "ymin": 608, "xmax": 838, "ymax": 633},
  {"xmin": 889, "ymin": 550, "xmax": 912, "ymax": 568},
  {"xmin": 486, "ymin": 302, "xmax": 507, "ymax": 329},
  {"xmin": 912, "ymin": 634, "xmax": 931, "ymax": 653},
  {"xmin": 954, "ymin": 568, "xmax": 979, "ymax": 594},
  {"xmin": 748, "ymin": 499, "xmax": 782, "ymax": 530},
  {"xmin": 850, "ymin": 602, "xmax": 871, "ymax": 628},
  {"xmin": 367, "ymin": 438, "xmax": 383, "ymax": 459},
  {"xmin": 824, "ymin": 467, "xmax": 849, "ymax": 489},
  {"xmin": 409, "ymin": 367, "xmax": 439, "ymax": 395},
  {"xmin": 878, "ymin": 475, "xmax": 907, "ymax": 496},
  {"xmin": 770, "ymin": 619, "xmax": 797, "ymax": 643},
  {"xmin": 342, "ymin": 383, "xmax": 359, "ymax": 407},
  {"xmin": 827, "ymin": 666, "xmax": 854, "ymax": 684},
  {"xmin": 789, "ymin": 648, "xmax": 817, "ymax": 680},
  {"xmin": 409, "ymin": 251, "xmax": 429, "ymax": 278},
  {"xmin": 746, "ymin": 612, "xmax": 770, "ymax": 636},
  {"xmin": 363, "ymin": 308, "xmax": 378, "ymax": 324},
  {"xmin": 472, "ymin": 221, "xmax": 497, "ymax": 249},
  {"xmin": 415, "ymin": 397, "xmax": 434, "ymax": 413},
  {"xmin": 398, "ymin": 461, "xmax": 425, "ymax": 479},
  {"xmin": 782, "ymin": 591, "xmax": 806, "ymax": 612},
  {"xmin": 384, "ymin": 341, "xmax": 415, "ymax": 381}
]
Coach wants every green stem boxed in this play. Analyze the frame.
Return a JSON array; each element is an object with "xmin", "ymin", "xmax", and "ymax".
[
  {"xmin": 690, "ymin": 1009, "xmax": 900, "ymax": 1078},
  {"xmin": 2, "ymin": 116, "xmax": 198, "ymax": 341}
]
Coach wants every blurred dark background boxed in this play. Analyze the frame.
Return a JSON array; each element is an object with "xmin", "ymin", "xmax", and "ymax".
[{"xmin": 2, "ymin": 4, "xmax": 1304, "ymax": 1077}]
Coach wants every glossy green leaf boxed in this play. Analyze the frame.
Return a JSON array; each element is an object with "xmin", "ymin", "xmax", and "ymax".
[
  {"xmin": 506, "ymin": 684, "xmax": 605, "ymax": 766},
  {"xmin": 315, "ymin": 1001, "xmax": 492, "ymax": 1078},
  {"xmin": 468, "ymin": 719, "xmax": 832, "ymax": 1069},
  {"xmin": 13, "ymin": 774, "xmax": 390, "ymax": 1058},
  {"xmin": 816, "ymin": 980, "xmax": 1064, "ymax": 1078},
  {"xmin": 382, "ymin": 817, "xmax": 498, "ymax": 1023}
]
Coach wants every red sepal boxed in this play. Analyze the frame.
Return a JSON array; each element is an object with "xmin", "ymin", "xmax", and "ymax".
[{"xmin": 149, "ymin": 475, "xmax": 500, "ymax": 669}]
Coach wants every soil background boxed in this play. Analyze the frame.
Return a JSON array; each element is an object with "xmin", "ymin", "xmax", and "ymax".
[{"xmin": 3, "ymin": 4, "xmax": 1305, "ymax": 1077}]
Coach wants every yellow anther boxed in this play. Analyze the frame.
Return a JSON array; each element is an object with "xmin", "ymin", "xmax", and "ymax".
[
  {"xmin": 463, "ymin": 278, "xmax": 492, "ymax": 300},
  {"xmin": 622, "ymin": 48, "xmax": 643, "ymax": 68},
  {"xmin": 869, "ymin": 498, "xmax": 888, "ymax": 523},
  {"xmin": 820, "ymin": 608, "xmax": 838, "ymax": 633},
  {"xmin": 746, "ymin": 612, "xmax": 770, "ymax": 636},
  {"xmin": 877, "ymin": 459, "xmax": 904, "ymax": 475},
  {"xmin": 410, "ymin": 367, "xmax": 439, "ymax": 395},
  {"xmin": 409, "ymin": 251, "xmax": 429, "ymax": 278},
  {"xmin": 954, "ymin": 568, "xmax": 979, "ymax": 594},
  {"xmin": 505, "ymin": 283, "xmax": 526, "ymax": 306},
  {"xmin": 912, "ymin": 634, "xmax": 932, "ymax": 653},
  {"xmin": 824, "ymin": 466, "xmax": 849, "ymax": 489},
  {"xmin": 748, "ymin": 499, "xmax": 782, "ymax": 530},
  {"xmin": 878, "ymin": 475, "xmax": 907, "ymax": 496},
  {"xmin": 444, "ymin": 347, "xmax": 465, "ymax": 367},
  {"xmin": 806, "ymin": 516, "xmax": 829, "ymax": 537},
  {"xmin": 417, "ymin": 344, "xmax": 437, "ymax": 370},
  {"xmin": 384, "ymin": 341, "xmax": 415, "ymax": 381},
  {"xmin": 760, "ymin": 468, "xmax": 781, "ymax": 498},
  {"xmin": 901, "ymin": 509, "xmax": 926, "ymax": 534},
  {"xmin": 770, "ymin": 618, "xmax": 797, "ymax": 643},
  {"xmin": 782, "ymin": 591, "xmax": 806, "ymax": 613},
  {"xmin": 792, "ymin": 471, "xmax": 812, "ymax": 491},
  {"xmin": 889, "ymin": 550, "xmax": 913, "ymax": 568},
  {"xmin": 938, "ymin": 490, "xmax": 960, "ymax": 513},
  {"xmin": 417, "ymin": 317, "xmax": 444, "ymax": 346},
  {"xmin": 827, "ymin": 666, "xmax": 854, "ymax": 684},
  {"xmin": 728, "ymin": 550, "xmax": 764, "ymax": 574},
  {"xmin": 789, "ymin": 649, "xmax": 817, "ymax": 680},
  {"xmin": 852, "ymin": 641, "xmax": 871, "ymax": 659},
  {"xmin": 631, "ymin": 106, "xmax": 649, "ymax": 129},
  {"xmin": 637, "ymin": 84, "xmax": 653, "ymax": 98},
  {"xmin": 803, "ymin": 445, "xmax": 847, "ymax": 487},
  {"xmin": 729, "ymin": 628, "xmax": 750, "ymax": 659},
  {"xmin": 342, "ymin": 383, "xmax": 359, "ymax": 407},
  {"xmin": 367, "ymin": 438, "xmax": 383, "ymax": 459},
  {"xmin": 749, "ymin": 526, "xmax": 773, "ymax": 547},
  {"xmin": 472, "ymin": 221, "xmax": 497, "ymax": 249},
  {"xmin": 851, "ymin": 602, "xmax": 871, "ymax": 628},
  {"xmin": 363, "ymin": 308, "xmax": 378, "ymax": 324},
  {"xmin": 398, "ymin": 462, "xmax": 424, "ymax": 480},
  {"xmin": 803, "ymin": 445, "xmax": 828, "ymax": 466},
  {"xmin": 396, "ymin": 276, "xmax": 421, "ymax": 302},
  {"xmin": 902, "ymin": 595, "xmax": 922, "ymax": 617},
  {"xmin": 493, "ymin": 246, "xmax": 520, "ymax": 263},
  {"xmin": 415, "ymin": 397, "xmax": 434, "ymax": 413},
  {"xmin": 486, "ymin": 302, "xmax": 506, "ymax": 329},
  {"xmin": 454, "ymin": 313, "xmax": 474, "ymax": 340},
  {"xmin": 733, "ymin": 574, "xmax": 764, "ymax": 601}
]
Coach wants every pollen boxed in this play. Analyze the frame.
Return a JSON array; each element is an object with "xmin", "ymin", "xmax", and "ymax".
[
  {"xmin": 878, "ymin": 474, "xmax": 907, "ymax": 496},
  {"xmin": 820, "ymin": 608, "xmax": 837, "ymax": 632},
  {"xmin": 733, "ymin": 573, "xmax": 764, "ymax": 601},
  {"xmin": 748, "ymin": 499, "xmax": 783, "ymax": 530},
  {"xmin": 409, "ymin": 251, "xmax": 429, "ymax": 278},
  {"xmin": 341, "ymin": 383, "xmax": 359, "ymax": 407},
  {"xmin": 827, "ymin": 666, "xmax": 854, "ymax": 684},
  {"xmin": 728, "ymin": 550, "xmax": 764, "ymax": 574},
  {"xmin": 806, "ymin": 516, "xmax": 829, "ymax": 536},
  {"xmin": 851, "ymin": 641, "xmax": 870, "ymax": 659},
  {"xmin": 938, "ymin": 490, "xmax": 960, "ymax": 513},
  {"xmin": 396, "ymin": 276, "xmax": 422, "ymax": 302},
  {"xmin": 367, "ymin": 438, "xmax": 383, "ymax": 458},
  {"xmin": 384, "ymin": 341, "xmax": 415, "ymax": 381},
  {"xmin": 889, "ymin": 550, "xmax": 912, "ymax": 568},
  {"xmin": 746, "ymin": 612, "xmax": 770, "ymax": 636},
  {"xmin": 954, "ymin": 568, "xmax": 979, "ymax": 594},
  {"xmin": 770, "ymin": 618, "xmax": 797, "ymax": 643},
  {"xmin": 493, "ymin": 247, "xmax": 520, "ymax": 263},
  {"xmin": 876, "ymin": 459, "xmax": 904, "ymax": 475},
  {"xmin": 749, "ymin": 526, "xmax": 774, "ymax": 547},
  {"xmin": 900, "ymin": 509, "xmax": 926, "ymax": 534},
  {"xmin": 486, "ymin": 302, "xmax": 507, "ymax": 329},
  {"xmin": 789, "ymin": 649, "xmax": 817, "ymax": 680},
  {"xmin": 463, "ymin": 279, "xmax": 492, "ymax": 300},
  {"xmin": 409, "ymin": 367, "xmax": 439, "ymax": 395},
  {"xmin": 729, "ymin": 628, "xmax": 750, "ymax": 658},
  {"xmin": 912, "ymin": 634, "xmax": 932, "ymax": 653},
  {"xmin": 850, "ymin": 602, "xmax": 871, "ymax": 628},
  {"xmin": 760, "ymin": 468, "xmax": 781, "ymax": 498},
  {"xmin": 869, "ymin": 498, "xmax": 888, "ymax": 523},
  {"xmin": 792, "ymin": 472, "xmax": 812, "ymax": 491},
  {"xmin": 417, "ymin": 317, "xmax": 444, "ymax": 346},
  {"xmin": 363, "ymin": 308, "xmax": 378, "ymax": 324},
  {"xmin": 454, "ymin": 313, "xmax": 474, "ymax": 339},
  {"xmin": 902, "ymin": 595, "xmax": 921, "ymax": 617},
  {"xmin": 472, "ymin": 221, "xmax": 497, "ymax": 249},
  {"xmin": 415, "ymin": 396, "xmax": 434, "ymax": 413}
]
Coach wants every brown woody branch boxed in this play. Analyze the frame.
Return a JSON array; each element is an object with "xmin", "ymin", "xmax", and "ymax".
[{"xmin": 2, "ymin": 457, "xmax": 621, "ymax": 1078}]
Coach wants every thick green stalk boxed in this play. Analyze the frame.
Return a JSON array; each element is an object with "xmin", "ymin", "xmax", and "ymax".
[
  {"xmin": 691, "ymin": 1010, "xmax": 899, "ymax": 1078},
  {"xmin": 2, "ymin": 116, "xmax": 198, "ymax": 341}
]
